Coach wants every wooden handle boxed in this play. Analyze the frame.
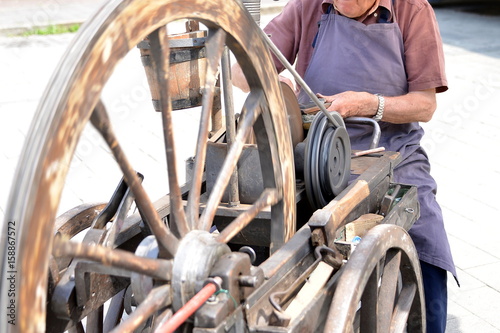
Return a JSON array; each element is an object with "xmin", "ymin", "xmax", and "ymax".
[{"xmin": 324, "ymin": 180, "xmax": 371, "ymax": 229}]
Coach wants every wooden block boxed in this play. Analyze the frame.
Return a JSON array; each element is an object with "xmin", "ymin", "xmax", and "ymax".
[
  {"xmin": 344, "ymin": 213, "xmax": 384, "ymax": 241},
  {"xmin": 284, "ymin": 261, "xmax": 334, "ymax": 319}
]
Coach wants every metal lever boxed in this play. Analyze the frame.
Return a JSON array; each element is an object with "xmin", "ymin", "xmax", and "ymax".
[{"xmin": 344, "ymin": 117, "xmax": 381, "ymax": 149}]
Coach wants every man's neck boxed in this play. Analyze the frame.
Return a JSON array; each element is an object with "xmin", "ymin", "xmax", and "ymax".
[{"xmin": 355, "ymin": 0, "xmax": 381, "ymax": 21}]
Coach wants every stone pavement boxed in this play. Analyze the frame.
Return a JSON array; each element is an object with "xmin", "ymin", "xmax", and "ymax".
[
  {"xmin": 0, "ymin": 0, "xmax": 105, "ymax": 35},
  {"xmin": 1, "ymin": 1, "xmax": 500, "ymax": 332},
  {"xmin": 424, "ymin": 6, "xmax": 500, "ymax": 331}
]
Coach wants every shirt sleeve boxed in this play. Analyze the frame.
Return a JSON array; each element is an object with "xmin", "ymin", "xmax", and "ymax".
[
  {"xmin": 399, "ymin": 1, "xmax": 448, "ymax": 93},
  {"xmin": 263, "ymin": 0, "xmax": 304, "ymax": 74},
  {"xmin": 263, "ymin": 0, "xmax": 321, "ymax": 77}
]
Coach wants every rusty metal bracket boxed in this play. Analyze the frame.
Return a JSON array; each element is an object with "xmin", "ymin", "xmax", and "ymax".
[
  {"xmin": 195, "ymin": 252, "xmax": 263, "ymax": 329},
  {"xmin": 74, "ymin": 261, "xmax": 131, "ymax": 307},
  {"xmin": 379, "ymin": 184, "xmax": 402, "ymax": 217},
  {"xmin": 268, "ymin": 246, "xmax": 341, "ymax": 327},
  {"xmin": 381, "ymin": 184, "xmax": 420, "ymax": 231}
]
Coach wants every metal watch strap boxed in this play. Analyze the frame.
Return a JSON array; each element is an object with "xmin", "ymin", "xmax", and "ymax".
[{"xmin": 373, "ymin": 94, "xmax": 385, "ymax": 122}]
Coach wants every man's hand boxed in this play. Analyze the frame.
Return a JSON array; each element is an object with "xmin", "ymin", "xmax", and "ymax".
[
  {"xmin": 317, "ymin": 91, "xmax": 378, "ymax": 118},
  {"xmin": 317, "ymin": 89, "xmax": 437, "ymax": 123}
]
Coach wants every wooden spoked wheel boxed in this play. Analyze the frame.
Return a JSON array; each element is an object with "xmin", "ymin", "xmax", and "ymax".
[
  {"xmin": 0, "ymin": 0, "xmax": 295, "ymax": 331},
  {"xmin": 324, "ymin": 224, "xmax": 425, "ymax": 333}
]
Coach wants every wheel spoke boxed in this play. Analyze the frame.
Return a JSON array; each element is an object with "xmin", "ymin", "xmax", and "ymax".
[
  {"xmin": 198, "ymin": 90, "xmax": 264, "ymax": 231},
  {"xmin": 378, "ymin": 250, "xmax": 402, "ymax": 332},
  {"xmin": 149, "ymin": 26, "xmax": 191, "ymax": 237},
  {"xmin": 186, "ymin": 28, "xmax": 227, "ymax": 229},
  {"xmin": 90, "ymin": 99, "xmax": 179, "ymax": 257},
  {"xmin": 109, "ymin": 285, "xmax": 171, "ymax": 333},
  {"xmin": 68, "ymin": 322, "xmax": 85, "ymax": 333},
  {"xmin": 390, "ymin": 282, "xmax": 417, "ymax": 333},
  {"xmin": 216, "ymin": 188, "xmax": 279, "ymax": 243},
  {"xmin": 52, "ymin": 235, "xmax": 173, "ymax": 281},
  {"xmin": 360, "ymin": 261, "xmax": 380, "ymax": 332},
  {"xmin": 153, "ymin": 308, "xmax": 173, "ymax": 331},
  {"xmin": 86, "ymin": 305, "xmax": 103, "ymax": 333},
  {"xmin": 103, "ymin": 289, "xmax": 126, "ymax": 332},
  {"xmin": 221, "ymin": 46, "xmax": 239, "ymax": 206}
]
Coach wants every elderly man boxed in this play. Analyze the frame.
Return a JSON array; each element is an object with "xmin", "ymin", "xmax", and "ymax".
[{"xmin": 233, "ymin": 0, "xmax": 457, "ymax": 331}]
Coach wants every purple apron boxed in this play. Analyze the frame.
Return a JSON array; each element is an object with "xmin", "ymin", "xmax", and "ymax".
[{"xmin": 299, "ymin": 4, "xmax": 456, "ymax": 277}]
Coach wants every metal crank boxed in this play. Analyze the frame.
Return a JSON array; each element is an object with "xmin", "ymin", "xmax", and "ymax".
[{"xmin": 49, "ymin": 174, "xmax": 144, "ymax": 331}]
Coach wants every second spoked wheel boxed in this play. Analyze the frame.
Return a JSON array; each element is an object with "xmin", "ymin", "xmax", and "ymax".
[
  {"xmin": 325, "ymin": 224, "xmax": 426, "ymax": 333},
  {"xmin": 1, "ymin": 0, "xmax": 296, "ymax": 331}
]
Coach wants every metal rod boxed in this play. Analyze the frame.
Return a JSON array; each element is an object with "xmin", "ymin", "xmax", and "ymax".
[
  {"xmin": 149, "ymin": 26, "xmax": 191, "ymax": 237},
  {"xmin": 221, "ymin": 46, "xmax": 240, "ymax": 207},
  {"xmin": 199, "ymin": 91, "xmax": 262, "ymax": 231},
  {"xmin": 52, "ymin": 235, "xmax": 173, "ymax": 281},
  {"xmin": 155, "ymin": 277, "xmax": 222, "ymax": 333},
  {"xmin": 109, "ymin": 285, "xmax": 171, "ymax": 333},
  {"xmin": 216, "ymin": 188, "xmax": 278, "ymax": 243},
  {"xmin": 187, "ymin": 28, "xmax": 227, "ymax": 229},
  {"xmin": 90, "ymin": 99, "xmax": 179, "ymax": 257},
  {"xmin": 351, "ymin": 147, "xmax": 385, "ymax": 158},
  {"xmin": 258, "ymin": 28, "xmax": 343, "ymax": 128}
]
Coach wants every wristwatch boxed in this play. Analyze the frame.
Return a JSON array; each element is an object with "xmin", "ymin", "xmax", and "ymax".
[{"xmin": 373, "ymin": 94, "xmax": 385, "ymax": 122}]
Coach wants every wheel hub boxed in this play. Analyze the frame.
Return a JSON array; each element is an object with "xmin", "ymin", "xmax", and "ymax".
[{"xmin": 171, "ymin": 230, "xmax": 230, "ymax": 312}]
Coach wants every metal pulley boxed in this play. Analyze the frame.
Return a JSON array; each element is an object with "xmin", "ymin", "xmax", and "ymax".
[{"xmin": 303, "ymin": 112, "xmax": 351, "ymax": 210}]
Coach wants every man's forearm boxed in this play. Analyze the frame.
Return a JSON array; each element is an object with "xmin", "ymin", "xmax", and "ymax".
[
  {"xmin": 319, "ymin": 89, "xmax": 437, "ymax": 124},
  {"xmin": 379, "ymin": 89, "xmax": 437, "ymax": 123}
]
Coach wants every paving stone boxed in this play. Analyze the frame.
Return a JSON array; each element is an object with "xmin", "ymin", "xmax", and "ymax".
[
  {"xmin": 466, "ymin": 262, "xmax": 500, "ymax": 292},
  {"xmin": 450, "ymin": 267, "xmax": 486, "ymax": 294},
  {"xmin": 446, "ymin": 310, "xmax": 500, "ymax": 333},
  {"xmin": 448, "ymin": 235, "xmax": 499, "ymax": 270},
  {"xmin": 450, "ymin": 285, "xmax": 500, "ymax": 329}
]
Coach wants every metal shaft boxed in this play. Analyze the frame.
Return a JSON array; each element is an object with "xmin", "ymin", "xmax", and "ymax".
[{"xmin": 257, "ymin": 28, "xmax": 344, "ymax": 129}]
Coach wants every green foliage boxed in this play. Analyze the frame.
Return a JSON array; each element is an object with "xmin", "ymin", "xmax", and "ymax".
[{"xmin": 22, "ymin": 24, "xmax": 80, "ymax": 36}]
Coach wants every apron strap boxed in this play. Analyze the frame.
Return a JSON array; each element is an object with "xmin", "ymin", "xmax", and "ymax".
[
  {"xmin": 312, "ymin": 4, "xmax": 333, "ymax": 48},
  {"xmin": 312, "ymin": 0, "xmax": 396, "ymax": 50}
]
